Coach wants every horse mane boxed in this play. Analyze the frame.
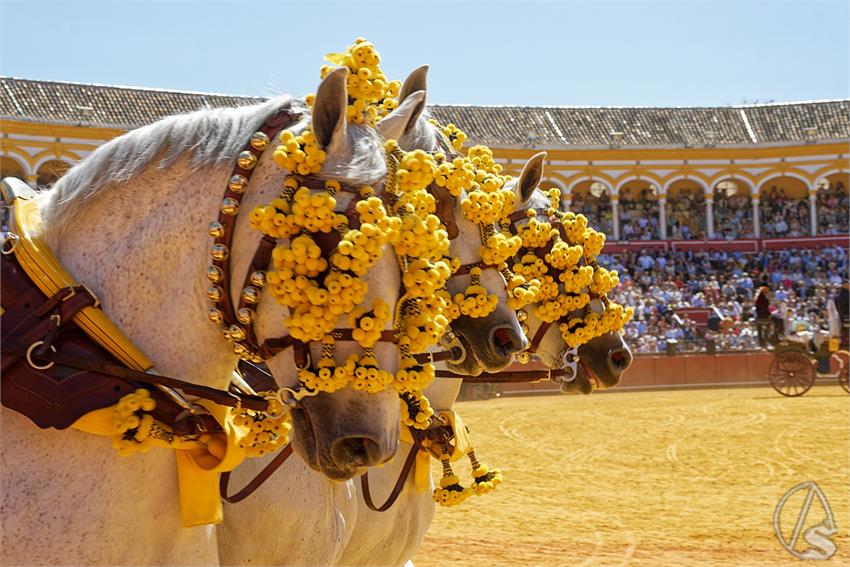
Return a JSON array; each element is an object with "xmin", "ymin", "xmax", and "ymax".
[{"xmin": 43, "ymin": 94, "xmax": 387, "ymax": 231}]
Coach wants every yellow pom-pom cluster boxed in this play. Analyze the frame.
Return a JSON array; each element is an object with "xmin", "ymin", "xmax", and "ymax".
[
  {"xmin": 535, "ymin": 293, "xmax": 591, "ymax": 323},
  {"xmin": 461, "ymin": 189, "xmax": 515, "ymax": 225},
  {"xmin": 298, "ymin": 354, "xmax": 354, "ymax": 393},
  {"xmin": 590, "ymin": 266, "xmax": 620, "ymax": 296},
  {"xmin": 513, "ymin": 253, "xmax": 548, "ymax": 280},
  {"xmin": 319, "ymin": 38, "xmax": 401, "ymax": 124},
  {"xmin": 273, "ymin": 235, "xmax": 327, "ymax": 277},
  {"xmin": 350, "ymin": 353, "xmax": 395, "ymax": 393},
  {"xmin": 517, "ymin": 217, "xmax": 555, "ymax": 249},
  {"xmin": 562, "ymin": 212, "xmax": 589, "ymax": 243},
  {"xmin": 332, "ymin": 201, "xmax": 400, "ymax": 275},
  {"xmin": 395, "ymin": 355, "xmax": 437, "ymax": 394},
  {"xmin": 273, "ymin": 130, "xmax": 327, "ymax": 176},
  {"xmin": 394, "ymin": 214, "xmax": 450, "ymax": 262},
  {"xmin": 470, "ymin": 463, "xmax": 503, "ymax": 495},
  {"xmin": 582, "ymin": 227, "xmax": 606, "ymax": 259},
  {"xmin": 112, "ymin": 388, "xmax": 156, "ymax": 456},
  {"xmin": 559, "ymin": 265, "xmax": 595, "ymax": 294},
  {"xmin": 434, "ymin": 156, "xmax": 476, "ymax": 198},
  {"xmin": 433, "ymin": 475, "xmax": 472, "ymax": 507},
  {"xmin": 545, "ymin": 240, "xmax": 583, "ymax": 270},
  {"xmin": 559, "ymin": 303, "xmax": 635, "ymax": 348},
  {"xmin": 479, "ymin": 232, "xmax": 522, "ymax": 266},
  {"xmin": 441, "ymin": 123, "xmax": 468, "ymax": 151},
  {"xmin": 400, "ymin": 391, "xmax": 434, "ymax": 430},
  {"xmin": 396, "ymin": 149, "xmax": 437, "ymax": 193},
  {"xmin": 347, "ymin": 299, "xmax": 393, "ymax": 348},
  {"xmin": 232, "ymin": 394, "xmax": 293, "ymax": 458},
  {"xmin": 506, "ymin": 274, "xmax": 541, "ymax": 311}
]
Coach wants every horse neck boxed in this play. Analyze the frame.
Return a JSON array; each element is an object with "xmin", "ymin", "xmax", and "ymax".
[
  {"xmin": 424, "ymin": 373, "xmax": 462, "ymax": 411},
  {"xmin": 42, "ymin": 154, "xmax": 284, "ymax": 389}
]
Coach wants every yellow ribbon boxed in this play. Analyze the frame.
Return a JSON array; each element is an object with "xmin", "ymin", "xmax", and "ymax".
[
  {"xmin": 72, "ymin": 399, "xmax": 250, "ymax": 527},
  {"xmin": 400, "ymin": 409, "xmax": 471, "ymax": 492}
]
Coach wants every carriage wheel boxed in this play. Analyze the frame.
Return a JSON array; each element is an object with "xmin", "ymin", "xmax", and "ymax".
[{"xmin": 768, "ymin": 351, "xmax": 815, "ymax": 397}]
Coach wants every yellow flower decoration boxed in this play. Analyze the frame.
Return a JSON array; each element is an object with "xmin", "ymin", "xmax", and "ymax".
[{"xmin": 112, "ymin": 389, "xmax": 156, "ymax": 456}]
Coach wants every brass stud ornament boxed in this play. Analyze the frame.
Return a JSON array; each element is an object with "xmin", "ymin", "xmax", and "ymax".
[
  {"xmin": 229, "ymin": 174, "xmax": 248, "ymax": 194},
  {"xmin": 207, "ymin": 266, "xmax": 224, "ymax": 283},
  {"xmin": 208, "ymin": 221, "xmax": 225, "ymax": 238},
  {"xmin": 516, "ymin": 309, "xmax": 528, "ymax": 323},
  {"xmin": 516, "ymin": 352, "xmax": 531, "ymax": 365},
  {"xmin": 237, "ymin": 151, "xmax": 258, "ymax": 170},
  {"xmin": 237, "ymin": 307, "xmax": 255, "ymax": 325},
  {"xmin": 221, "ymin": 197, "xmax": 239, "ymax": 216},
  {"xmin": 207, "ymin": 285, "xmax": 224, "ymax": 303},
  {"xmin": 241, "ymin": 286, "xmax": 259, "ymax": 304},
  {"xmin": 210, "ymin": 243, "xmax": 229, "ymax": 261},
  {"xmin": 227, "ymin": 325, "xmax": 247, "ymax": 342},
  {"xmin": 249, "ymin": 271, "xmax": 266, "ymax": 287},
  {"xmin": 209, "ymin": 308, "xmax": 224, "ymax": 324},
  {"xmin": 249, "ymin": 131, "xmax": 270, "ymax": 151}
]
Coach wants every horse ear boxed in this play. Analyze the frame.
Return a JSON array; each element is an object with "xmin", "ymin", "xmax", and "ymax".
[
  {"xmin": 376, "ymin": 90, "xmax": 426, "ymax": 142},
  {"xmin": 312, "ymin": 67, "xmax": 348, "ymax": 152},
  {"xmin": 515, "ymin": 151, "xmax": 547, "ymax": 204},
  {"xmin": 399, "ymin": 65, "xmax": 429, "ymax": 103}
]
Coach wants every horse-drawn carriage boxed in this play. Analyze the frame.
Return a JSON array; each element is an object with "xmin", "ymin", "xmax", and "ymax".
[{"xmin": 767, "ymin": 336, "xmax": 850, "ymax": 397}]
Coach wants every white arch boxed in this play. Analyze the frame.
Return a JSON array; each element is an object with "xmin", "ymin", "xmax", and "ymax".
[
  {"xmin": 32, "ymin": 154, "xmax": 76, "ymax": 173},
  {"xmin": 1, "ymin": 150, "xmax": 35, "ymax": 177},
  {"xmin": 614, "ymin": 175, "xmax": 661, "ymax": 194},
  {"xmin": 711, "ymin": 175, "xmax": 755, "ymax": 195},
  {"xmin": 815, "ymin": 168, "xmax": 850, "ymax": 189},
  {"xmin": 662, "ymin": 175, "xmax": 709, "ymax": 196},
  {"xmin": 541, "ymin": 177, "xmax": 567, "ymax": 192},
  {"xmin": 757, "ymin": 172, "xmax": 812, "ymax": 193}
]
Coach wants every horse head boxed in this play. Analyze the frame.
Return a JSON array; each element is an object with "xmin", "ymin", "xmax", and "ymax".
[
  {"xmin": 513, "ymin": 186, "xmax": 634, "ymax": 394},
  {"xmin": 256, "ymin": 68, "xmax": 399, "ymax": 480},
  {"xmin": 378, "ymin": 66, "xmax": 527, "ymax": 377}
]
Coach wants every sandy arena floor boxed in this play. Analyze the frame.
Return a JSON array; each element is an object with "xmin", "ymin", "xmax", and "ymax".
[{"xmin": 413, "ymin": 386, "xmax": 849, "ymax": 566}]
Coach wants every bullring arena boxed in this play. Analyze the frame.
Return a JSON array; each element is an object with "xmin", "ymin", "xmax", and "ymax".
[
  {"xmin": 1, "ymin": 68, "xmax": 848, "ymax": 567},
  {"xmin": 414, "ymin": 386, "xmax": 849, "ymax": 566}
]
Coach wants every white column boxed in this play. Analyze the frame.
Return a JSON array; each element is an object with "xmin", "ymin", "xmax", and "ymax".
[
  {"xmin": 659, "ymin": 197, "xmax": 667, "ymax": 239},
  {"xmin": 706, "ymin": 197, "xmax": 714, "ymax": 238},
  {"xmin": 612, "ymin": 198, "xmax": 620, "ymax": 240},
  {"xmin": 808, "ymin": 191, "xmax": 817, "ymax": 235},
  {"xmin": 752, "ymin": 197, "xmax": 760, "ymax": 238}
]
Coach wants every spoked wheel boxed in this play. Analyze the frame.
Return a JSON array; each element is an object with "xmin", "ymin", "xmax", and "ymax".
[
  {"xmin": 768, "ymin": 351, "xmax": 815, "ymax": 397},
  {"xmin": 835, "ymin": 351, "xmax": 850, "ymax": 394}
]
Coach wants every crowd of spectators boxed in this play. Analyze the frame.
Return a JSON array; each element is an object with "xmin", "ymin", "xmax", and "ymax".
[
  {"xmin": 759, "ymin": 185, "xmax": 809, "ymax": 238},
  {"xmin": 598, "ymin": 246, "xmax": 849, "ymax": 354},
  {"xmin": 618, "ymin": 187, "xmax": 660, "ymax": 240},
  {"xmin": 571, "ymin": 192, "xmax": 613, "ymax": 234},
  {"xmin": 667, "ymin": 187, "xmax": 705, "ymax": 240},
  {"xmin": 816, "ymin": 181, "xmax": 849, "ymax": 236}
]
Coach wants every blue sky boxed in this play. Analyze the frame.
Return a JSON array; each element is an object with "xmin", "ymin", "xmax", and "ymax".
[{"xmin": 1, "ymin": 1, "xmax": 847, "ymax": 107}]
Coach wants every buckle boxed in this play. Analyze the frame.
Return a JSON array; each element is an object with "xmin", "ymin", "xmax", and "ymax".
[{"xmin": 26, "ymin": 340, "xmax": 56, "ymax": 370}]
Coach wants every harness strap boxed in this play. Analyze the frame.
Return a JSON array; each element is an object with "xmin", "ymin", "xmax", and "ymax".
[
  {"xmin": 219, "ymin": 444, "xmax": 294, "ymax": 503},
  {"xmin": 360, "ymin": 436, "xmax": 422, "ymax": 512},
  {"xmin": 1, "ymin": 341, "xmax": 268, "ymax": 411},
  {"xmin": 528, "ymin": 320, "xmax": 554, "ymax": 354},
  {"xmin": 435, "ymin": 368, "xmax": 571, "ymax": 383}
]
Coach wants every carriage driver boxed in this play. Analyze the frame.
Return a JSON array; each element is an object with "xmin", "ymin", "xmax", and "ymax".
[
  {"xmin": 754, "ymin": 281, "xmax": 782, "ymax": 349},
  {"xmin": 829, "ymin": 281, "xmax": 850, "ymax": 350}
]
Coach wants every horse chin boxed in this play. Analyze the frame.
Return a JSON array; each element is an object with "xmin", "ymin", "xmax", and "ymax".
[
  {"xmin": 559, "ymin": 360, "xmax": 599, "ymax": 395},
  {"xmin": 288, "ymin": 406, "xmax": 367, "ymax": 482}
]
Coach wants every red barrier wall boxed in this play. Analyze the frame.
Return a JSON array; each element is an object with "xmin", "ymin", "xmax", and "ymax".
[{"xmin": 496, "ymin": 352, "xmax": 775, "ymax": 396}]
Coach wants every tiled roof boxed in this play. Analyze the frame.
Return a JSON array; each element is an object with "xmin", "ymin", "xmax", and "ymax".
[
  {"xmin": 2, "ymin": 77, "xmax": 848, "ymax": 147},
  {"xmin": 0, "ymin": 77, "xmax": 265, "ymax": 130}
]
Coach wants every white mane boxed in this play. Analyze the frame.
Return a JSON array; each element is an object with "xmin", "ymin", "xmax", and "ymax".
[{"xmin": 43, "ymin": 94, "xmax": 387, "ymax": 230}]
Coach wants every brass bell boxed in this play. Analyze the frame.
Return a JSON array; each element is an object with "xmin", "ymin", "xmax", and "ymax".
[
  {"xmin": 221, "ymin": 197, "xmax": 239, "ymax": 216},
  {"xmin": 249, "ymin": 271, "xmax": 266, "ymax": 287},
  {"xmin": 229, "ymin": 174, "xmax": 248, "ymax": 194},
  {"xmin": 208, "ymin": 307, "xmax": 223, "ymax": 324},
  {"xmin": 241, "ymin": 286, "xmax": 259, "ymax": 304},
  {"xmin": 208, "ymin": 221, "xmax": 225, "ymax": 238},
  {"xmin": 237, "ymin": 307, "xmax": 255, "ymax": 325},
  {"xmin": 207, "ymin": 265, "xmax": 223, "ymax": 283},
  {"xmin": 517, "ymin": 309, "xmax": 528, "ymax": 323},
  {"xmin": 516, "ymin": 352, "xmax": 531, "ymax": 365},
  {"xmin": 210, "ymin": 243, "xmax": 229, "ymax": 261},
  {"xmin": 207, "ymin": 285, "xmax": 224, "ymax": 302},
  {"xmin": 237, "ymin": 150, "xmax": 257, "ymax": 170},
  {"xmin": 227, "ymin": 325, "xmax": 246, "ymax": 342},
  {"xmin": 249, "ymin": 131, "xmax": 270, "ymax": 151}
]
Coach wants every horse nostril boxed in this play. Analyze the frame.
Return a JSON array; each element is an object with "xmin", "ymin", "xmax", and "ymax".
[
  {"xmin": 331, "ymin": 436, "xmax": 384, "ymax": 468},
  {"xmin": 609, "ymin": 348, "xmax": 633, "ymax": 372},
  {"xmin": 492, "ymin": 327, "xmax": 525, "ymax": 356}
]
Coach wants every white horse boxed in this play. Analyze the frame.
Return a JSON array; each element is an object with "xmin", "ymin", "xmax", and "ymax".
[
  {"xmin": 338, "ymin": 186, "xmax": 635, "ymax": 567},
  {"xmin": 0, "ymin": 68, "xmax": 411, "ymax": 565},
  {"xmin": 216, "ymin": 67, "xmax": 531, "ymax": 566}
]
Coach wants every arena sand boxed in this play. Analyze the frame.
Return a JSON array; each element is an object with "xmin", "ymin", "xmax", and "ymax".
[{"xmin": 413, "ymin": 386, "xmax": 849, "ymax": 566}]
